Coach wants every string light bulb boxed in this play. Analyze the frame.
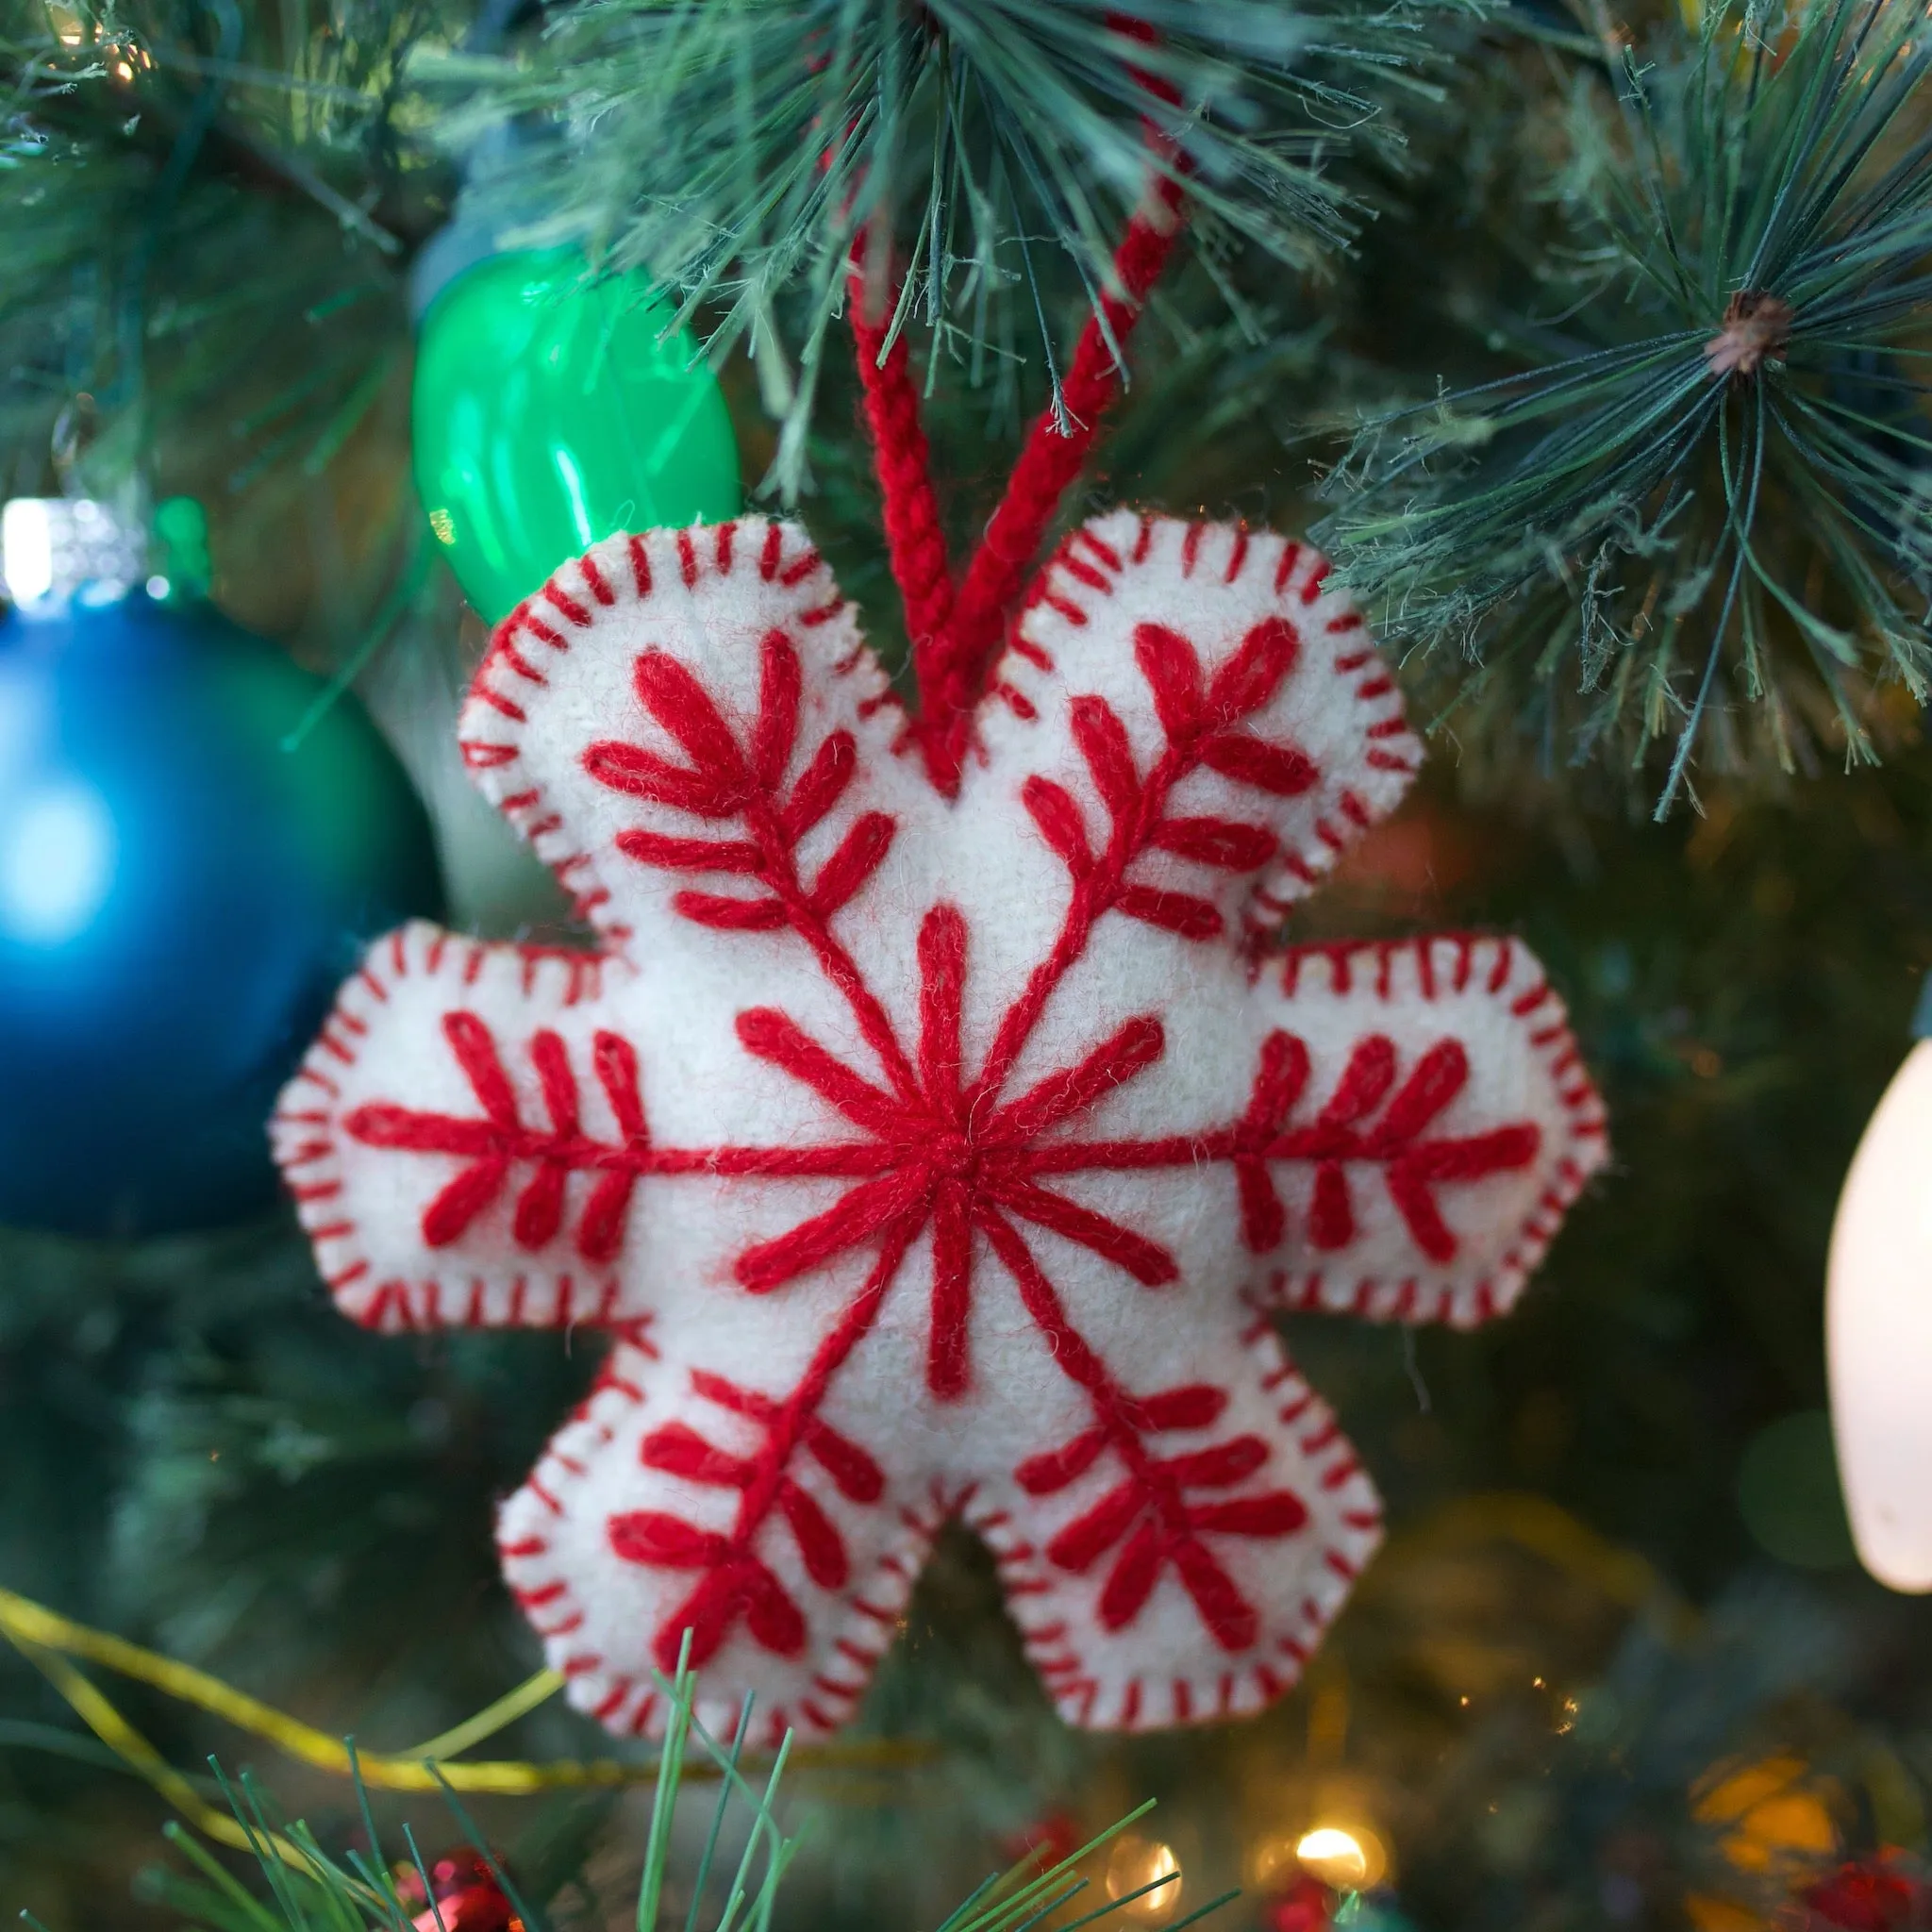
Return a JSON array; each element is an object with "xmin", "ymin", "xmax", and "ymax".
[
  {"xmin": 1294, "ymin": 1824, "xmax": 1389, "ymax": 1891},
  {"xmin": 1104, "ymin": 1837, "xmax": 1181, "ymax": 1921},
  {"xmin": 1827, "ymin": 975, "xmax": 1932, "ymax": 1591}
]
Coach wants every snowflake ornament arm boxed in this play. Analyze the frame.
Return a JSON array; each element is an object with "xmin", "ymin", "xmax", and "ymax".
[{"xmin": 275, "ymin": 147, "xmax": 1604, "ymax": 1741}]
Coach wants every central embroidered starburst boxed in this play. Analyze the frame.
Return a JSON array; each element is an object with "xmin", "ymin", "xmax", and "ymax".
[{"xmin": 732, "ymin": 900, "xmax": 1175, "ymax": 1390}]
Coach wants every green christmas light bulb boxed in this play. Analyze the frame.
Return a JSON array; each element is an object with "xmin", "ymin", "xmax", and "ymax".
[{"xmin": 412, "ymin": 247, "xmax": 741, "ymax": 624}]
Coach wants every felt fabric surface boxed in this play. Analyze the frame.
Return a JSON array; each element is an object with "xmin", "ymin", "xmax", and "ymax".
[{"xmin": 274, "ymin": 510, "xmax": 1607, "ymax": 1742}]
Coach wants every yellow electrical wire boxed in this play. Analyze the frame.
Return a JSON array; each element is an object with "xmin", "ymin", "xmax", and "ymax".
[
  {"xmin": 0, "ymin": 1581, "xmax": 930, "ymax": 1841},
  {"xmin": 10, "ymin": 1633, "xmax": 290, "ymax": 1857}
]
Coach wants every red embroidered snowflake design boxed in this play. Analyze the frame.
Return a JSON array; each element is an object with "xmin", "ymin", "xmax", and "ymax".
[{"xmin": 275, "ymin": 509, "xmax": 1607, "ymax": 1742}]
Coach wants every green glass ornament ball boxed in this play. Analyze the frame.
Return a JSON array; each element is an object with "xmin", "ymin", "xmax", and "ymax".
[{"xmin": 412, "ymin": 247, "xmax": 741, "ymax": 625}]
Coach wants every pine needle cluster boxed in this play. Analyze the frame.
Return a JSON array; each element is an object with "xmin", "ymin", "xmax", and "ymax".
[
  {"xmin": 0, "ymin": 1, "xmax": 450, "ymax": 516},
  {"xmin": 118, "ymin": 1649, "xmax": 1232, "ymax": 1932},
  {"xmin": 438, "ymin": 0, "xmax": 1469, "ymax": 491},
  {"xmin": 1320, "ymin": 0, "xmax": 1932, "ymax": 808}
]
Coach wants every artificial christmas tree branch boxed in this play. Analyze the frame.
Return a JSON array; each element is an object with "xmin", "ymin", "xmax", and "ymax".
[
  {"xmin": 444, "ymin": 0, "xmax": 1464, "ymax": 491},
  {"xmin": 1320, "ymin": 0, "xmax": 1932, "ymax": 807},
  {"xmin": 122, "ymin": 1641, "xmax": 1232, "ymax": 1932}
]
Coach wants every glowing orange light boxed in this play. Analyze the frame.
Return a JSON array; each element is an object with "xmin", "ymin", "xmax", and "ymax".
[
  {"xmin": 1694, "ymin": 1755, "xmax": 1839, "ymax": 1879},
  {"xmin": 1295, "ymin": 1824, "xmax": 1389, "ymax": 1891},
  {"xmin": 1105, "ymin": 1837, "xmax": 1181, "ymax": 1921}
]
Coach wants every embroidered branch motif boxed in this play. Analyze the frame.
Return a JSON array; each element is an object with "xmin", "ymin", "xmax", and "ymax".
[
  {"xmin": 617, "ymin": 1366, "xmax": 890, "ymax": 1668},
  {"xmin": 279, "ymin": 509, "xmax": 1609, "ymax": 1740},
  {"xmin": 345, "ymin": 1020, "xmax": 650, "ymax": 1262},
  {"xmin": 1014, "ymin": 1381, "xmax": 1306, "ymax": 1650},
  {"xmin": 1022, "ymin": 616, "xmax": 1316, "ymax": 944},
  {"xmin": 585, "ymin": 629, "xmax": 892, "ymax": 939}
]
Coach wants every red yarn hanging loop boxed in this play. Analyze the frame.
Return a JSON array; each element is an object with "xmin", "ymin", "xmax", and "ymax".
[
  {"xmin": 846, "ymin": 242, "xmax": 958, "ymax": 703},
  {"xmin": 847, "ymin": 42, "xmax": 1189, "ymax": 794},
  {"xmin": 924, "ymin": 172, "xmax": 1184, "ymax": 789}
]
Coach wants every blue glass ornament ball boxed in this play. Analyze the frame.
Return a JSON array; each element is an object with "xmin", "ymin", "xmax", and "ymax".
[{"xmin": 0, "ymin": 586, "xmax": 442, "ymax": 1236}]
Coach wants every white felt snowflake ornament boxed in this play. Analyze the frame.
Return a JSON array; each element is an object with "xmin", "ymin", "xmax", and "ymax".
[{"xmin": 274, "ymin": 507, "xmax": 1607, "ymax": 1743}]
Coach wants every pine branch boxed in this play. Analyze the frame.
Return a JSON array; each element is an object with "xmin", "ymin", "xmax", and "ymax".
[
  {"xmin": 1317, "ymin": 0, "xmax": 1932, "ymax": 809},
  {"xmin": 425, "ymin": 0, "xmax": 1475, "ymax": 491},
  {"xmin": 0, "ymin": 2, "xmax": 454, "ymax": 508},
  {"xmin": 128, "ymin": 1655, "xmax": 1231, "ymax": 1932}
]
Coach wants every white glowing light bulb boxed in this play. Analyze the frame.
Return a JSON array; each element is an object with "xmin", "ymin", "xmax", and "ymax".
[
  {"xmin": 2, "ymin": 499, "xmax": 55, "ymax": 605},
  {"xmin": 2, "ymin": 497, "xmax": 145, "ymax": 607},
  {"xmin": 1827, "ymin": 981, "xmax": 1932, "ymax": 1591}
]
